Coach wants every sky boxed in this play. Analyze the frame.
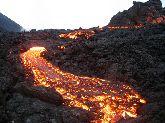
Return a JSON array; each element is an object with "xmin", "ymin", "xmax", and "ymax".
[{"xmin": 0, "ymin": 0, "xmax": 164, "ymax": 30}]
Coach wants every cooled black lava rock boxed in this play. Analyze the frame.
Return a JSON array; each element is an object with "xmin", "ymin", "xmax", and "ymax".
[
  {"xmin": 14, "ymin": 82, "xmax": 64, "ymax": 105},
  {"xmin": 6, "ymin": 93, "xmax": 91, "ymax": 123},
  {"xmin": 146, "ymin": 0, "xmax": 162, "ymax": 10}
]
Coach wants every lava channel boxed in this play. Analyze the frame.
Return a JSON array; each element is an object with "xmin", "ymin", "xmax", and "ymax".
[{"xmin": 20, "ymin": 46, "xmax": 146, "ymax": 123}]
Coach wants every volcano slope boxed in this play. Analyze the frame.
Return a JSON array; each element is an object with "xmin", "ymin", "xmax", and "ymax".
[
  {"xmin": 1, "ymin": 25, "xmax": 165, "ymax": 123},
  {"xmin": 0, "ymin": 25, "xmax": 165, "ymax": 122},
  {"xmin": 1, "ymin": 25, "xmax": 164, "ymax": 123},
  {"xmin": 0, "ymin": 1, "xmax": 165, "ymax": 123}
]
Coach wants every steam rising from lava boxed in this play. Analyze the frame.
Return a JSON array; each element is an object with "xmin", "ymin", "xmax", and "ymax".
[{"xmin": 20, "ymin": 47, "xmax": 146, "ymax": 123}]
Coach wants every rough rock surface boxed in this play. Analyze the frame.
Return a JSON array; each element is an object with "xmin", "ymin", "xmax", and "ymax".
[
  {"xmin": 14, "ymin": 82, "xmax": 64, "ymax": 105},
  {"xmin": 6, "ymin": 93, "xmax": 91, "ymax": 123}
]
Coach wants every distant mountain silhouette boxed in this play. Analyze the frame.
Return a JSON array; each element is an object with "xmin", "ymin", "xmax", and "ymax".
[{"xmin": 0, "ymin": 12, "xmax": 23, "ymax": 32}]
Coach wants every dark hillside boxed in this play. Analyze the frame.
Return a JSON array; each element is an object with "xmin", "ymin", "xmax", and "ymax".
[{"xmin": 0, "ymin": 12, "xmax": 23, "ymax": 32}]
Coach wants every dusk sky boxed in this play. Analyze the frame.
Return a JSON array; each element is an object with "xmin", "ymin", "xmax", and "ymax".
[{"xmin": 0, "ymin": 0, "xmax": 164, "ymax": 30}]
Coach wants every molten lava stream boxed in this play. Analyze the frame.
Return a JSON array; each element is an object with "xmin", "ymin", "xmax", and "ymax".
[{"xmin": 20, "ymin": 47, "xmax": 146, "ymax": 123}]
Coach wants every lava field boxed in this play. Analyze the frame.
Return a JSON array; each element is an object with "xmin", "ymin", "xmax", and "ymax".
[{"xmin": 0, "ymin": 0, "xmax": 165, "ymax": 123}]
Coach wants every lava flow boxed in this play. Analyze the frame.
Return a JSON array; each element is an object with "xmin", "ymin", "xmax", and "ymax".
[
  {"xmin": 20, "ymin": 47, "xmax": 146, "ymax": 123},
  {"xmin": 59, "ymin": 25, "xmax": 143, "ymax": 40},
  {"xmin": 108, "ymin": 24, "xmax": 144, "ymax": 30},
  {"xmin": 59, "ymin": 29, "xmax": 95, "ymax": 39}
]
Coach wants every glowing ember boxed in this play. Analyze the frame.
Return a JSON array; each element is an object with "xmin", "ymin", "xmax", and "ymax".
[
  {"xmin": 58, "ymin": 45, "xmax": 65, "ymax": 50},
  {"xmin": 59, "ymin": 29, "xmax": 95, "ymax": 39},
  {"xmin": 147, "ymin": 16, "xmax": 165, "ymax": 24},
  {"xmin": 20, "ymin": 47, "xmax": 146, "ymax": 123}
]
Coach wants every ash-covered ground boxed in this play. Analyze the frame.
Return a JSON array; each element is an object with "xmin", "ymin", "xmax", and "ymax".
[{"xmin": 0, "ymin": 0, "xmax": 165, "ymax": 123}]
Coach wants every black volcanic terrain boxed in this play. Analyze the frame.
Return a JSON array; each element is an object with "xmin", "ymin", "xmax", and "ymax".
[{"xmin": 0, "ymin": 0, "xmax": 165, "ymax": 123}]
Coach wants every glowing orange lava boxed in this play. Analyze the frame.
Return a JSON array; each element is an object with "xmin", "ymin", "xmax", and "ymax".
[
  {"xmin": 20, "ymin": 47, "xmax": 146, "ymax": 123},
  {"xmin": 59, "ymin": 25, "xmax": 143, "ymax": 40},
  {"xmin": 108, "ymin": 16, "xmax": 165, "ymax": 30},
  {"xmin": 59, "ymin": 18, "xmax": 165, "ymax": 40},
  {"xmin": 108, "ymin": 24, "xmax": 144, "ymax": 30},
  {"xmin": 59, "ymin": 29, "xmax": 95, "ymax": 39}
]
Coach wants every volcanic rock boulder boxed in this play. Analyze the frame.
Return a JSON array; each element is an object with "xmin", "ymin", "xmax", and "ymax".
[
  {"xmin": 109, "ymin": 0, "xmax": 164, "ymax": 26},
  {"xmin": 146, "ymin": 0, "xmax": 162, "ymax": 10},
  {"xmin": 54, "ymin": 106, "xmax": 92, "ymax": 123},
  {"xmin": 14, "ymin": 82, "xmax": 64, "ymax": 105}
]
